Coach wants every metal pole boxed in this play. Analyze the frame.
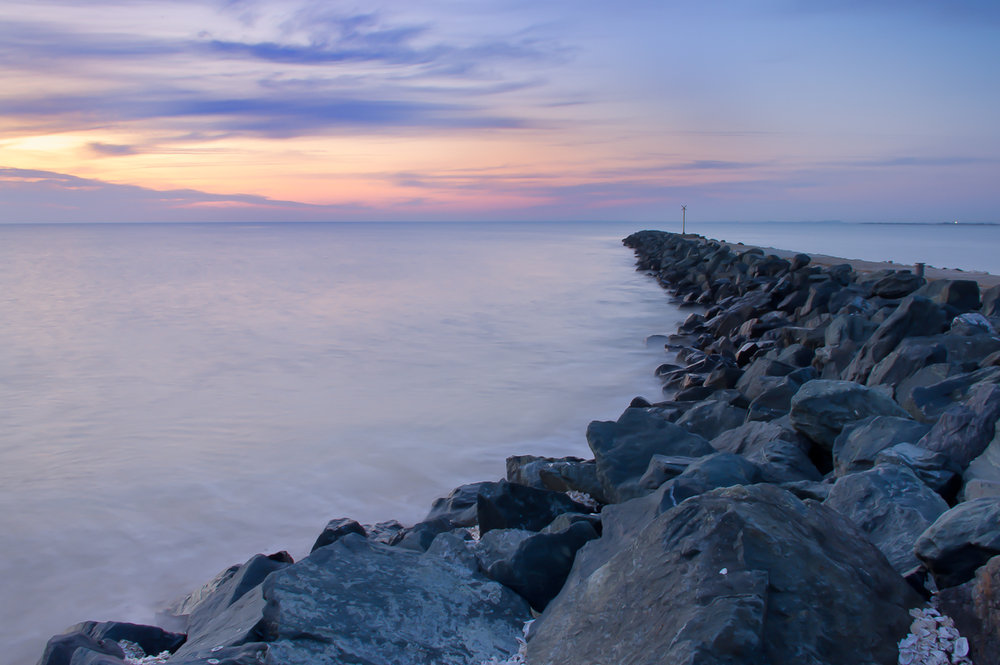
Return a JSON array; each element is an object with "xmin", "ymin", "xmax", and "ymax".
[{"xmin": 681, "ymin": 205, "xmax": 687, "ymax": 235}]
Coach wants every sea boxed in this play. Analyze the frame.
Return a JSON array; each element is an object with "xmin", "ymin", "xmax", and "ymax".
[{"xmin": 1, "ymin": 220, "xmax": 997, "ymax": 664}]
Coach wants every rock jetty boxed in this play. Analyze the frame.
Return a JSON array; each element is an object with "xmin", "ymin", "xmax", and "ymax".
[{"xmin": 38, "ymin": 230, "xmax": 1000, "ymax": 665}]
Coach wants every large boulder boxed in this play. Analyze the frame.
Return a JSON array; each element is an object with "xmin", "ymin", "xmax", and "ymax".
[
  {"xmin": 915, "ymin": 279, "xmax": 981, "ymax": 313},
  {"xmin": 172, "ymin": 533, "xmax": 530, "ymax": 664},
  {"xmin": 824, "ymin": 464, "xmax": 948, "ymax": 573},
  {"xmin": 789, "ymin": 379, "xmax": 909, "ymax": 451},
  {"xmin": 832, "ymin": 415, "xmax": 930, "ymax": 476},
  {"xmin": 711, "ymin": 419, "xmax": 821, "ymax": 484},
  {"xmin": 675, "ymin": 398, "xmax": 748, "ymax": 440},
  {"xmin": 875, "ymin": 443, "xmax": 962, "ymax": 495},
  {"xmin": 38, "ymin": 622, "xmax": 186, "ymax": 665},
  {"xmin": 843, "ymin": 295, "xmax": 948, "ymax": 383},
  {"xmin": 917, "ymin": 382, "xmax": 1000, "ymax": 469},
  {"xmin": 915, "ymin": 497, "xmax": 1000, "ymax": 588},
  {"xmin": 587, "ymin": 407, "xmax": 713, "ymax": 502},
  {"xmin": 505, "ymin": 456, "xmax": 605, "ymax": 503},
  {"xmin": 655, "ymin": 452, "xmax": 761, "ymax": 508},
  {"xmin": 964, "ymin": 427, "xmax": 1000, "ymax": 499},
  {"xmin": 905, "ymin": 365, "xmax": 1000, "ymax": 422},
  {"xmin": 310, "ymin": 518, "xmax": 366, "ymax": 552},
  {"xmin": 527, "ymin": 484, "xmax": 921, "ymax": 665},
  {"xmin": 424, "ymin": 482, "xmax": 492, "ymax": 527},
  {"xmin": 476, "ymin": 480, "xmax": 591, "ymax": 535},
  {"xmin": 936, "ymin": 555, "xmax": 1000, "ymax": 665}
]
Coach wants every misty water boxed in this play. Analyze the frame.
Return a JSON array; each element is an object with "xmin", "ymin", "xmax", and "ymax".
[
  {"xmin": 3, "ymin": 220, "xmax": 996, "ymax": 664},
  {"xmin": 0, "ymin": 221, "xmax": 685, "ymax": 664}
]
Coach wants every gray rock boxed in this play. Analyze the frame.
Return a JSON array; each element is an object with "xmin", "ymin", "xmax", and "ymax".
[
  {"xmin": 936, "ymin": 555, "xmax": 1000, "ymax": 665},
  {"xmin": 425, "ymin": 482, "xmax": 492, "ymax": 527},
  {"xmin": 473, "ymin": 528, "xmax": 534, "ymax": 573},
  {"xmin": 656, "ymin": 452, "xmax": 761, "ymax": 509},
  {"xmin": 735, "ymin": 357, "xmax": 797, "ymax": 402},
  {"xmin": 906, "ymin": 365, "xmax": 1000, "ymax": 422},
  {"xmin": 165, "ymin": 644, "xmax": 268, "ymax": 665},
  {"xmin": 527, "ymin": 484, "xmax": 920, "ymax": 665},
  {"xmin": 917, "ymin": 382, "xmax": 1000, "ymax": 470},
  {"xmin": 824, "ymin": 464, "xmax": 948, "ymax": 572},
  {"xmin": 832, "ymin": 415, "xmax": 930, "ymax": 476},
  {"xmin": 310, "ymin": 518, "xmax": 366, "ymax": 552},
  {"xmin": 176, "ymin": 534, "xmax": 531, "ymax": 664},
  {"xmin": 843, "ymin": 295, "xmax": 948, "ymax": 383},
  {"xmin": 875, "ymin": 442, "xmax": 962, "ymax": 494},
  {"xmin": 587, "ymin": 407, "xmax": 713, "ymax": 502},
  {"xmin": 483, "ymin": 521, "xmax": 599, "ymax": 611},
  {"xmin": 36, "ymin": 632, "xmax": 124, "ymax": 665},
  {"xmin": 394, "ymin": 516, "xmax": 460, "ymax": 552},
  {"xmin": 746, "ymin": 376, "xmax": 801, "ymax": 421},
  {"xmin": 675, "ymin": 398, "xmax": 748, "ymax": 440},
  {"xmin": 637, "ymin": 454, "xmax": 697, "ymax": 490},
  {"xmin": 915, "ymin": 278, "xmax": 981, "ymax": 312},
  {"xmin": 865, "ymin": 338, "xmax": 946, "ymax": 394},
  {"xmin": 951, "ymin": 312, "xmax": 995, "ymax": 335},
  {"xmin": 476, "ymin": 480, "xmax": 591, "ymax": 534},
  {"xmin": 505, "ymin": 455, "xmax": 605, "ymax": 503},
  {"xmin": 915, "ymin": 497, "xmax": 1000, "ymax": 588},
  {"xmin": 780, "ymin": 479, "xmax": 832, "ymax": 502},
  {"xmin": 870, "ymin": 271, "xmax": 924, "ymax": 299},
  {"xmin": 711, "ymin": 420, "xmax": 821, "ymax": 484},
  {"xmin": 964, "ymin": 427, "xmax": 1000, "ymax": 498},
  {"xmin": 789, "ymin": 379, "xmax": 909, "ymax": 451},
  {"xmin": 982, "ymin": 284, "xmax": 1000, "ymax": 317}
]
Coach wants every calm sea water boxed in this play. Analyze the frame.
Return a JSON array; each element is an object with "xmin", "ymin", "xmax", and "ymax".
[
  {"xmin": 0, "ymin": 221, "xmax": 683, "ymax": 664},
  {"xmin": 2, "ymin": 220, "xmax": 995, "ymax": 664}
]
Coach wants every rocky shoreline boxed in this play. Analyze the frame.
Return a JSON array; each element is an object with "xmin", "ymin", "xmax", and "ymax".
[{"xmin": 39, "ymin": 230, "xmax": 1000, "ymax": 665}]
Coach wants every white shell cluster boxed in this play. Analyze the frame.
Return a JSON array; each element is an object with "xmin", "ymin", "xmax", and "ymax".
[
  {"xmin": 566, "ymin": 490, "xmax": 600, "ymax": 511},
  {"xmin": 898, "ymin": 607, "xmax": 972, "ymax": 665}
]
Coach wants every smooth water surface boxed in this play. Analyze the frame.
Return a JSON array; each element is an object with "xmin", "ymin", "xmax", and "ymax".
[{"xmin": 0, "ymin": 221, "xmax": 683, "ymax": 664}]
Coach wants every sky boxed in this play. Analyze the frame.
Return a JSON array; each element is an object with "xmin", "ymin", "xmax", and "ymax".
[{"xmin": 1, "ymin": 0, "xmax": 998, "ymax": 223}]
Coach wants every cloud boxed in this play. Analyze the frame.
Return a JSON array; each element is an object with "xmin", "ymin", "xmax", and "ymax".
[{"xmin": 87, "ymin": 142, "xmax": 139, "ymax": 156}]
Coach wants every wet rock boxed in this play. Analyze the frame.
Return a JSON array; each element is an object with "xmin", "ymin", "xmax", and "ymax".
[
  {"xmin": 824, "ymin": 464, "xmax": 948, "ymax": 573},
  {"xmin": 505, "ymin": 456, "xmax": 606, "ymax": 504},
  {"xmin": 481, "ymin": 521, "xmax": 599, "ymax": 611},
  {"xmin": 789, "ymin": 379, "xmax": 909, "ymax": 451},
  {"xmin": 476, "ymin": 480, "xmax": 592, "ymax": 535},
  {"xmin": 527, "ymin": 484, "xmax": 920, "ymax": 665},
  {"xmin": 177, "ymin": 534, "xmax": 530, "ymax": 664},
  {"xmin": 832, "ymin": 415, "xmax": 931, "ymax": 476},
  {"xmin": 587, "ymin": 407, "xmax": 713, "ymax": 502},
  {"xmin": 675, "ymin": 398, "xmax": 748, "ymax": 440},
  {"xmin": 915, "ymin": 497, "xmax": 1000, "ymax": 588},
  {"xmin": 310, "ymin": 518, "xmax": 366, "ymax": 552},
  {"xmin": 424, "ymin": 482, "xmax": 492, "ymax": 527}
]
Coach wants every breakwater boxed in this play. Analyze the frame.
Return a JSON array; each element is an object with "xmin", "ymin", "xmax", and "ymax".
[{"xmin": 38, "ymin": 231, "xmax": 1000, "ymax": 665}]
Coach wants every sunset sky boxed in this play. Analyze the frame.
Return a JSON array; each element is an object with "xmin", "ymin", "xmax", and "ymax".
[{"xmin": 2, "ymin": 0, "xmax": 998, "ymax": 223}]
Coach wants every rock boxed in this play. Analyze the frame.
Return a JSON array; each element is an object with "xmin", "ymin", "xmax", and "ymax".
[
  {"xmin": 165, "ymin": 644, "xmax": 268, "ymax": 665},
  {"xmin": 36, "ymin": 631, "xmax": 125, "ymax": 665},
  {"xmin": 364, "ymin": 520, "xmax": 405, "ymax": 545},
  {"xmin": 175, "ymin": 534, "xmax": 530, "ymax": 664},
  {"xmin": 917, "ymin": 382, "xmax": 1000, "ymax": 469},
  {"xmin": 637, "ymin": 454, "xmax": 697, "ymax": 490},
  {"xmin": 505, "ymin": 456, "xmax": 606, "ymax": 503},
  {"xmin": 482, "ymin": 521, "xmax": 599, "ymax": 611},
  {"xmin": 843, "ymin": 295, "xmax": 948, "ymax": 383},
  {"xmin": 780, "ymin": 479, "xmax": 832, "ymax": 502},
  {"xmin": 875, "ymin": 442, "xmax": 962, "ymax": 495},
  {"xmin": 870, "ymin": 270, "xmax": 924, "ymax": 298},
  {"xmin": 476, "ymin": 480, "xmax": 591, "ymax": 534},
  {"xmin": 789, "ymin": 379, "xmax": 909, "ymax": 451},
  {"xmin": 865, "ymin": 338, "xmax": 947, "ymax": 394},
  {"xmin": 711, "ymin": 419, "xmax": 821, "ymax": 484},
  {"xmin": 915, "ymin": 279, "xmax": 981, "ymax": 313},
  {"xmin": 964, "ymin": 427, "xmax": 1000, "ymax": 499},
  {"xmin": 675, "ymin": 398, "xmax": 748, "ymax": 440},
  {"xmin": 982, "ymin": 284, "xmax": 1000, "ymax": 317},
  {"xmin": 656, "ymin": 452, "xmax": 761, "ymax": 508},
  {"xmin": 790, "ymin": 252, "xmax": 811, "ymax": 271},
  {"xmin": 424, "ymin": 482, "xmax": 492, "ymax": 527},
  {"xmin": 310, "ymin": 518, "xmax": 366, "ymax": 552},
  {"xmin": 907, "ymin": 365, "xmax": 1000, "ymax": 422},
  {"xmin": 394, "ymin": 516, "xmax": 460, "ymax": 551},
  {"xmin": 735, "ymin": 357, "xmax": 797, "ymax": 402},
  {"xmin": 473, "ymin": 528, "xmax": 534, "ymax": 573},
  {"xmin": 746, "ymin": 375, "xmax": 802, "ymax": 421},
  {"xmin": 936, "ymin": 555, "xmax": 1000, "ymax": 665},
  {"xmin": 951, "ymin": 312, "xmax": 996, "ymax": 335},
  {"xmin": 832, "ymin": 415, "xmax": 930, "ymax": 476},
  {"xmin": 175, "ymin": 551, "xmax": 293, "ymax": 636},
  {"xmin": 824, "ymin": 464, "xmax": 948, "ymax": 572},
  {"xmin": 915, "ymin": 497, "xmax": 1000, "ymax": 588},
  {"xmin": 587, "ymin": 407, "xmax": 713, "ymax": 502},
  {"xmin": 527, "ymin": 484, "xmax": 920, "ymax": 665}
]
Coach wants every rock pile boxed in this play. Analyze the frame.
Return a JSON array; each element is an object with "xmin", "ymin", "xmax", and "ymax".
[{"xmin": 37, "ymin": 231, "xmax": 1000, "ymax": 665}]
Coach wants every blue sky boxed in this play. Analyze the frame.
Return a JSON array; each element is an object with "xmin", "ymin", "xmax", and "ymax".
[{"xmin": 1, "ymin": 0, "xmax": 998, "ymax": 222}]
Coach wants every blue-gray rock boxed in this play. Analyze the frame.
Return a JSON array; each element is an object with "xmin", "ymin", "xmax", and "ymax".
[
  {"xmin": 36, "ymin": 631, "xmax": 124, "ymax": 665},
  {"xmin": 865, "ymin": 338, "xmax": 947, "ymax": 394},
  {"xmin": 527, "ymin": 484, "xmax": 920, "ymax": 665},
  {"xmin": 789, "ymin": 379, "xmax": 909, "ymax": 451},
  {"xmin": 165, "ymin": 644, "xmax": 268, "ymax": 665},
  {"xmin": 473, "ymin": 528, "xmax": 534, "ymax": 573},
  {"xmin": 876, "ymin": 443, "xmax": 962, "ymax": 495},
  {"xmin": 675, "ymin": 398, "xmax": 748, "ymax": 440},
  {"xmin": 175, "ymin": 533, "xmax": 531, "ymax": 664},
  {"xmin": 832, "ymin": 415, "xmax": 930, "ymax": 476},
  {"xmin": 656, "ymin": 452, "xmax": 761, "ymax": 509},
  {"xmin": 917, "ymin": 382, "xmax": 1000, "ymax": 470},
  {"xmin": 936, "ymin": 555, "xmax": 1000, "ymax": 665},
  {"xmin": 310, "ymin": 518, "xmax": 366, "ymax": 552},
  {"xmin": 505, "ymin": 455, "xmax": 605, "ymax": 503},
  {"xmin": 587, "ymin": 407, "xmax": 713, "ymax": 502},
  {"xmin": 735, "ymin": 357, "xmax": 797, "ymax": 402},
  {"xmin": 394, "ymin": 516, "xmax": 460, "ymax": 552},
  {"xmin": 711, "ymin": 419, "xmax": 821, "ymax": 484},
  {"xmin": 424, "ymin": 482, "xmax": 491, "ymax": 527},
  {"xmin": 915, "ymin": 279, "xmax": 981, "ymax": 313},
  {"xmin": 482, "ymin": 521, "xmax": 599, "ymax": 611},
  {"xmin": 824, "ymin": 464, "xmax": 948, "ymax": 573},
  {"xmin": 951, "ymin": 312, "xmax": 996, "ymax": 335},
  {"xmin": 915, "ymin": 497, "xmax": 1000, "ymax": 588},
  {"xmin": 843, "ymin": 295, "xmax": 948, "ymax": 383},
  {"xmin": 905, "ymin": 365, "xmax": 1000, "ymax": 422},
  {"xmin": 870, "ymin": 271, "xmax": 924, "ymax": 299},
  {"xmin": 637, "ymin": 454, "xmax": 697, "ymax": 490},
  {"xmin": 982, "ymin": 284, "xmax": 1000, "ymax": 317},
  {"xmin": 476, "ymin": 480, "xmax": 591, "ymax": 534}
]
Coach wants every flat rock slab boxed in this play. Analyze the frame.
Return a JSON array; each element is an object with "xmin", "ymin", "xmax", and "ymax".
[
  {"xmin": 173, "ymin": 533, "xmax": 530, "ymax": 665},
  {"xmin": 527, "ymin": 484, "xmax": 920, "ymax": 665}
]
